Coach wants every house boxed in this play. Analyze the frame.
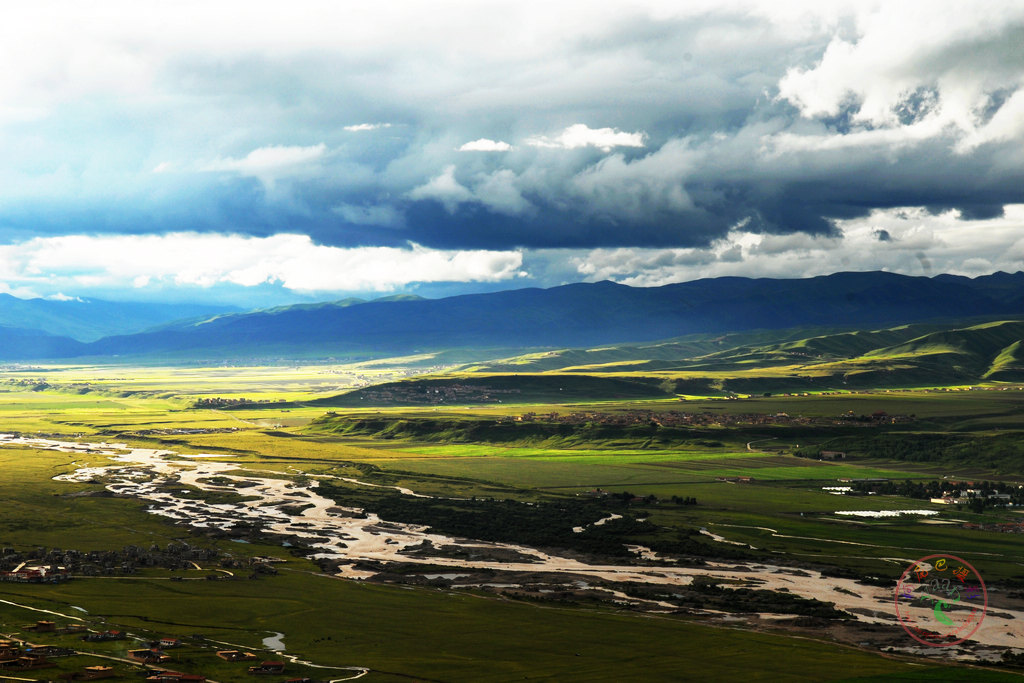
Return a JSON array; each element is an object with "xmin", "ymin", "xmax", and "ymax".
[
  {"xmin": 145, "ymin": 672, "xmax": 205, "ymax": 682},
  {"xmin": 0, "ymin": 565, "xmax": 69, "ymax": 583},
  {"xmin": 83, "ymin": 630, "xmax": 125, "ymax": 642},
  {"xmin": 128, "ymin": 648, "xmax": 170, "ymax": 664},
  {"xmin": 0, "ymin": 654, "xmax": 52, "ymax": 670},
  {"xmin": 79, "ymin": 665, "xmax": 117, "ymax": 680},
  {"xmin": 819, "ymin": 450, "xmax": 846, "ymax": 460},
  {"xmin": 248, "ymin": 660, "xmax": 286, "ymax": 675},
  {"xmin": 25, "ymin": 645, "xmax": 75, "ymax": 657},
  {"xmin": 58, "ymin": 665, "xmax": 116, "ymax": 680},
  {"xmin": 216, "ymin": 650, "xmax": 257, "ymax": 661},
  {"xmin": 26, "ymin": 620, "xmax": 56, "ymax": 632}
]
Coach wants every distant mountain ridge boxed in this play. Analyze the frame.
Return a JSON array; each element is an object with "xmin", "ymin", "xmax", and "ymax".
[
  {"xmin": 2, "ymin": 271, "xmax": 1024, "ymax": 361},
  {"xmin": 0, "ymin": 294, "xmax": 237, "ymax": 342},
  {"xmin": 78, "ymin": 271, "xmax": 1024, "ymax": 360},
  {"xmin": 0, "ymin": 325, "xmax": 89, "ymax": 360}
]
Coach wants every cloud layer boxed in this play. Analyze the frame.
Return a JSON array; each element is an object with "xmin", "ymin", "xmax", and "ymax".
[
  {"xmin": 0, "ymin": 234, "xmax": 523, "ymax": 300},
  {"xmin": 0, "ymin": 1, "xmax": 1022, "ymax": 302},
  {"xmin": 562, "ymin": 205, "xmax": 1024, "ymax": 288}
]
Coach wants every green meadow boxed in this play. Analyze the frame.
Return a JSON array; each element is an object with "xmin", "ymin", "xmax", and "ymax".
[
  {"xmin": 2, "ymin": 572, "xmax": 992, "ymax": 682},
  {"xmin": 0, "ymin": 363, "xmax": 1022, "ymax": 680}
]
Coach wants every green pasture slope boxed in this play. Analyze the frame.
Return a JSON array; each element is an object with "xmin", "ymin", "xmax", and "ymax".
[
  {"xmin": 310, "ymin": 316, "xmax": 1024, "ymax": 398},
  {"xmin": 458, "ymin": 318, "xmax": 1022, "ymax": 374}
]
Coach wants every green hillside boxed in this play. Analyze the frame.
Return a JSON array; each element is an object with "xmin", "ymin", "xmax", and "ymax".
[
  {"xmin": 986, "ymin": 339, "xmax": 1024, "ymax": 380},
  {"xmin": 704, "ymin": 320, "xmax": 1024, "ymax": 390},
  {"xmin": 281, "ymin": 318, "xmax": 1024, "ymax": 407},
  {"xmin": 867, "ymin": 319, "xmax": 1024, "ymax": 358},
  {"xmin": 461, "ymin": 325, "xmax": 906, "ymax": 373},
  {"xmin": 463, "ymin": 318, "xmax": 1018, "ymax": 371}
]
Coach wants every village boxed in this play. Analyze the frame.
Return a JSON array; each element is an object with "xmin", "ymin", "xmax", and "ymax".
[
  {"xmin": 335, "ymin": 382, "xmax": 523, "ymax": 405},
  {"xmin": 0, "ymin": 543, "xmax": 280, "ymax": 583},
  {"xmin": 1, "ymin": 626, "xmax": 308, "ymax": 681},
  {"xmin": 505, "ymin": 408, "xmax": 913, "ymax": 428},
  {"xmin": 0, "ymin": 546, "xmax": 314, "ymax": 682}
]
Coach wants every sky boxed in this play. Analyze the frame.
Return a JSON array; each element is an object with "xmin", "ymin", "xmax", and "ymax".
[{"xmin": 1, "ymin": 0, "xmax": 1023, "ymax": 307}]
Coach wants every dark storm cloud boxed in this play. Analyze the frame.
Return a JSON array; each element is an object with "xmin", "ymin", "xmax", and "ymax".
[
  {"xmin": 1, "ymin": 2, "xmax": 1023, "ymax": 264},
  {"xmin": 926, "ymin": 203, "xmax": 1007, "ymax": 220}
]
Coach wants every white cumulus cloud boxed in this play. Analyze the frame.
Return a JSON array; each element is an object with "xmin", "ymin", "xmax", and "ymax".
[
  {"xmin": 408, "ymin": 166, "xmax": 533, "ymax": 215},
  {"xmin": 407, "ymin": 165, "xmax": 474, "ymax": 212},
  {"xmin": 777, "ymin": 2, "xmax": 1024, "ymax": 151},
  {"xmin": 205, "ymin": 144, "xmax": 326, "ymax": 174},
  {"xmin": 458, "ymin": 138, "xmax": 513, "ymax": 152},
  {"xmin": 526, "ymin": 124, "xmax": 646, "ymax": 152},
  {"xmin": 0, "ymin": 233, "xmax": 524, "ymax": 294},
  {"xmin": 203, "ymin": 144, "xmax": 327, "ymax": 188},
  {"xmin": 343, "ymin": 123, "xmax": 392, "ymax": 132},
  {"xmin": 45, "ymin": 292, "xmax": 83, "ymax": 302}
]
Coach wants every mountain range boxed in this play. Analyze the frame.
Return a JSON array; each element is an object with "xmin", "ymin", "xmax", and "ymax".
[
  {"xmin": 2, "ymin": 271, "xmax": 1024, "ymax": 361},
  {"xmin": 0, "ymin": 294, "xmax": 236, "ymax": 343}
]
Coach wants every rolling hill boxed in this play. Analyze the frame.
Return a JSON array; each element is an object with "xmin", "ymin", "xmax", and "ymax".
[
  {"xmin": 609, "ymin": 319, "xmax": 1024, "ymax": 390},
  {"xmin": 312, "ymin": 318, "xmax": 1024, "ymax": 405}
]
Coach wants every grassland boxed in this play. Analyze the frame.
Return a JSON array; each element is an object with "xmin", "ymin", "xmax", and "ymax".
[
  {"xmin": 2, "ymin": 573, "xmax": 996, "ymax": 682},
  {"xmin": 0, "ymin": 363, "xmax": 1023, "ymax": 680}
]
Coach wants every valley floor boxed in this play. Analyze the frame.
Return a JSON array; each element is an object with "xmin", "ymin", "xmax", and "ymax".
[{"xmin": 0, "ymin": 366, "xmax": 1023, "ymax": 680}]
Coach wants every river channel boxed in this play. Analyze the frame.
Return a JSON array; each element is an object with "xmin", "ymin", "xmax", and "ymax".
[{"xmin": 4, "ymin": 433, "xmax": 1020, "ymax": 657}]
